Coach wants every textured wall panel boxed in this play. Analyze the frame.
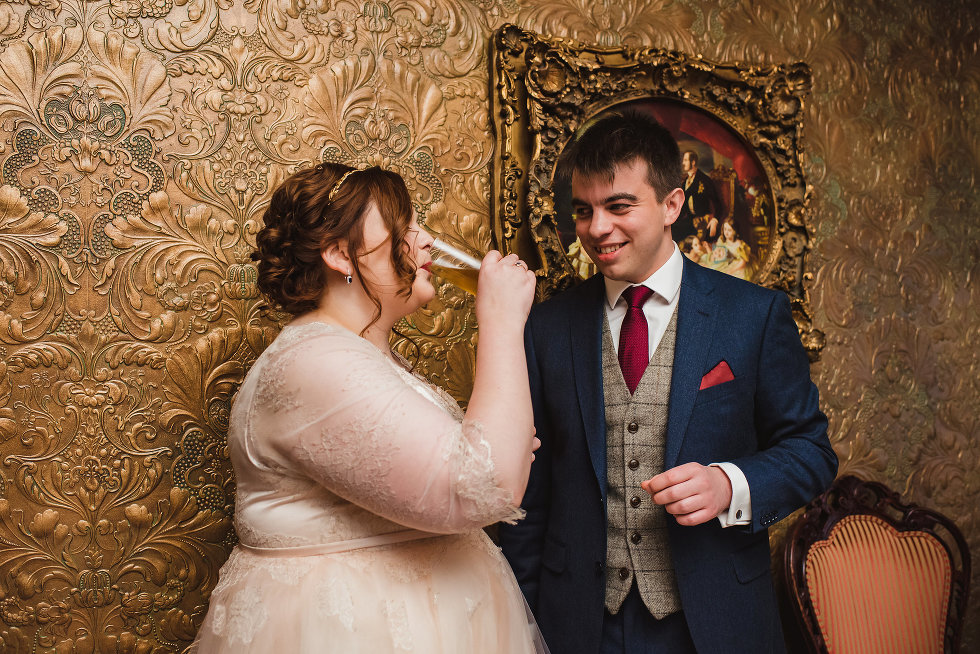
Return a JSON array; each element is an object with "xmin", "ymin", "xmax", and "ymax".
[{"xmin": 0, "ymin": 0, "xmax": 976, "ymax": 651}]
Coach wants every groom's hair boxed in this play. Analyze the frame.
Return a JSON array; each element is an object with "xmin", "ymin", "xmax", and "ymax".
[{"xmin": 558, "ymin": 109, "xmax": 684, "ymax": 201}]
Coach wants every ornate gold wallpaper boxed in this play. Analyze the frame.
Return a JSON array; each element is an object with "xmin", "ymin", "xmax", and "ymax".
[{"xmin": 0, "ymin": 1, "xmax": 976, "ymax": 652}]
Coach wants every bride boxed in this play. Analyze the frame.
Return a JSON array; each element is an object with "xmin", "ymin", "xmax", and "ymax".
[{"xmin": 190, "ymin": 163, "xmax": 548, "ymax": 652}]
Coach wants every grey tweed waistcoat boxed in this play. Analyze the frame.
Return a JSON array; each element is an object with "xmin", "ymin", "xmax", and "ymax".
[{"xmin": 602, "ymin": 306, "xmax": 682, "ymax": 618}]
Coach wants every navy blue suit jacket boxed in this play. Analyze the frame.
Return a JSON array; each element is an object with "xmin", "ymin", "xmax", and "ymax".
[{"xmin": 499, "ymin": 257, "xmax": 838, "ymax": 654}]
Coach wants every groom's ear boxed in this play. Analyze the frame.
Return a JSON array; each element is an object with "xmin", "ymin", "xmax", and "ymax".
[{"xmin": 662, "ymin": 187, "xmax": 685, "ymax": 227}]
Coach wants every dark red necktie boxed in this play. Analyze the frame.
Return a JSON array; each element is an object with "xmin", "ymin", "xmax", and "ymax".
[{"xmin": 618, "ymin": 285, "xmax": 655, "ymax": 394}]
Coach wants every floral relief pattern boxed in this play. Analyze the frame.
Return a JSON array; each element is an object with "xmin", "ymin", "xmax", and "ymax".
[
  {"xmin": 515, "ymin": 0, "xmax": 697, "ymax": 50},
  {"xmin": 0, "ymin": 0, "xmax": 977, "ymax": 651}
]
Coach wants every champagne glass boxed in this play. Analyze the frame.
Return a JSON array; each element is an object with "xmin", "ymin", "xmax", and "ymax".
[{"xmin": 428, "ymin": 236, "xmax": 481, "ymax": 294}]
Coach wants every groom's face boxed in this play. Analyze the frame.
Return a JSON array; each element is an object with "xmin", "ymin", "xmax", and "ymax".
[{"xmin": 572, "ymin": 158, "xmax": 684, "ymax": 283}]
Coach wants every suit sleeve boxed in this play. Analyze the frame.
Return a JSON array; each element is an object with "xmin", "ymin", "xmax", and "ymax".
[
  {"xmin": 730, "ymin": 291, "xmax": 838, "ymax": 532},
  {"xmin": 498, "ymin": 310, "xmax": 552, "ymax": 610}
]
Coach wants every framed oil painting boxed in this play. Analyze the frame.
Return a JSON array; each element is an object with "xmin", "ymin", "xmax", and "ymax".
[{"xmin": 490, "ymin": 24, "xmax": 824, "ymax": 358}]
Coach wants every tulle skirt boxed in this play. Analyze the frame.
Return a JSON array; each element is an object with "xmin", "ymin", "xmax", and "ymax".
[{"xmin": 190, "ymin": 530, "xmax": 549, "ymax": 653}]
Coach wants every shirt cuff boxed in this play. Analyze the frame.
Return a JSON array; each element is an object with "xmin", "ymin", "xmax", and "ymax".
[{"xmin": 710, "ymin": 462, "xmax": 751, "ymax": 528}]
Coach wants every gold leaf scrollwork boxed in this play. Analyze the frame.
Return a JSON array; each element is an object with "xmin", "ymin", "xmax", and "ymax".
[
  {"xmin": 0, "ymin": 185, "xmax": 71, "ymax": 343},
  {"xmin": 304, "ymin": 56, "xmax": 447, "ymax": 214},
  {"xmin": 515, "ymin": 0, "xmax": 697, "ymax": 50},
  {"xmin": 165, "ymin": 326, "xmax": 244, "ymax": 514},
  {"xmin": 103, "ymin": 191, "xmax": 228, "ymax": 342}
]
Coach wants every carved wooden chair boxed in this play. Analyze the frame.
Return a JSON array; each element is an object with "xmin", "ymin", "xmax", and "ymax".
[{"xmin": 784, "ymin": 475, "xmax": 971, "ymax": 653}]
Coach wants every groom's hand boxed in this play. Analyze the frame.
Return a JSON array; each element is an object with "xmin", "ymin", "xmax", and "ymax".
[{"xmin": 641, "ymin": 463, "xmax": 733, "ymax": 526}]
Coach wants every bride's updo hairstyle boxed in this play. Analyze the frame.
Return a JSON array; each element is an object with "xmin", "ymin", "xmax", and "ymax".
[{"xmin": 253, "ymin": 163, "xmax": 416, "ymax": 319}]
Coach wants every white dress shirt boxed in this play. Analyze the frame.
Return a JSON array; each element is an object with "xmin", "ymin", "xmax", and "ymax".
[{"xmin": 602, "ymin": 245, "xmax": 751, "ymax": 527}]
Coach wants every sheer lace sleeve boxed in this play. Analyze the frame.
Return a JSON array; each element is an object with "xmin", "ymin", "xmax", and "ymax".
[{"xmin": 250, "ymin": 326, "xmax": 523, "ymax": 533}]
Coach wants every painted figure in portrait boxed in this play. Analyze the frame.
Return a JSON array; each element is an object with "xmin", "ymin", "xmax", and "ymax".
[{"xmin": 677, "ymin": 149, "xmax": 722, "ymax": 244}]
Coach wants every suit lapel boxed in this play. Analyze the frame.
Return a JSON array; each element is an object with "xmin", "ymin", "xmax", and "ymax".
[
  {"xmin": 569, "ymin": 276, "xmax": 609, "ymax": 499},
  {"xmin": 665, "ymin": 258, "xmax": 717, "ymax": 469}
]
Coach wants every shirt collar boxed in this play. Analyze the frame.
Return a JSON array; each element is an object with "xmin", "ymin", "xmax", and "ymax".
[{"xmin": 604, "ymin": 244, "xmax": 683, "ymax": 309}]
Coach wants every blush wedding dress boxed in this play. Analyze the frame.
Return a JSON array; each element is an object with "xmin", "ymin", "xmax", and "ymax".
[{"xmin": 191, "ymin": 322, "xmax": 549, "ymax": 653}]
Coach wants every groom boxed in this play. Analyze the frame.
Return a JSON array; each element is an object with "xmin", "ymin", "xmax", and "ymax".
[{"xmin": 499, "ymin": 112, "xmax": 837, "ymax": 654}]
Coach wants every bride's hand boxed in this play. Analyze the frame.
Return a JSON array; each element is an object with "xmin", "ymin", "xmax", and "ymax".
[{"xmin": 475, "ymin": 251, "xmax": 536, "ymax": 329}]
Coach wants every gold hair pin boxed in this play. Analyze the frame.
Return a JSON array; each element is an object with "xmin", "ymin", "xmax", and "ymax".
[{"xmin": 327, "ymin": 169, "xmax": 358, "ymax": 203}]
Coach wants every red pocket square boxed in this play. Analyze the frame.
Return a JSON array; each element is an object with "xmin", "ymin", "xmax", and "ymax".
[{"xmin": 700, "ymin": 360, "xmax": 734, "ymax": 390}]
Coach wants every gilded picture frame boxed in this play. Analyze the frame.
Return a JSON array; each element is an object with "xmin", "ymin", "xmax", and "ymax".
[{"xmin": 489, "ymin": 24, "xmax": 824, "ymax": 358}]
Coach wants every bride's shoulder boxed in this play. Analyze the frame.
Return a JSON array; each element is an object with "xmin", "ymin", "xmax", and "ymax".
[
  {"xmin": 252, "ymin": 323, "xmax": 395, "ymax": 398},
  {"xmin": 275, "ymin": 322, "xmax": 374, "ymax": 353},
  {"xmin": 263, "ymin": 323, "xmax": 388, "ymax": 375}
]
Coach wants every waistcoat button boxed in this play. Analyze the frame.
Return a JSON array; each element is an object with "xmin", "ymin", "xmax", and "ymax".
[{"xmin": 627, "ymin": 421, "xmax": 639, "ymax": 433}]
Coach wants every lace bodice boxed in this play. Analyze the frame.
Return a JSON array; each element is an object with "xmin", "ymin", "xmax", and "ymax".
[{"xmin": 230, "ymin": 322, "xmax": 523, "ymax": 550}]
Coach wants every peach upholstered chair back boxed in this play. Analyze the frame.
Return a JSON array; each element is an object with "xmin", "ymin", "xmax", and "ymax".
[{"xmin": 785, "ymin": 475, "xmax": 970, "ymax": 654}]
